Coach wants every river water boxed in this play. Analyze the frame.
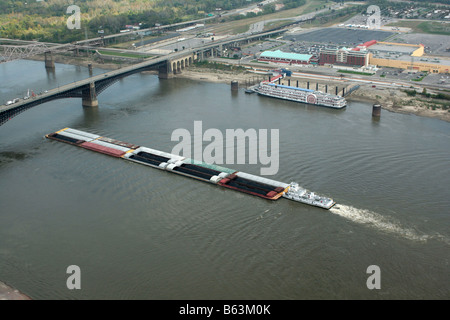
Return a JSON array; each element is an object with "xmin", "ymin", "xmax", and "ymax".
[{"xmin": 0, "ymin": 60, "xmax": 449, "ymax": 299}]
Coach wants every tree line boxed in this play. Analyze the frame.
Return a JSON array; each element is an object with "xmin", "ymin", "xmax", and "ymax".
[{"xmin": 0, "ymin": 0, "xmax": 311, "ymax": 43}]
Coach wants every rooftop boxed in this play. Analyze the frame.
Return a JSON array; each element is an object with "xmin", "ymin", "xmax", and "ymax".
[
  {"xmin": 260, "ymin": 50, "xmax": 312, "ymax": 61},
  {"xmin": 369, "ymin": 43, "xmax": 418, "ymax": 55}
]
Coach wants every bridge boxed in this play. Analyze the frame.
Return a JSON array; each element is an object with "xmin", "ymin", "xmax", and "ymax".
[
  {"xmin": 0, "ymin": 29, "xmax": 285, "ymax": 126},
  {"xmin": 0, "ymin": 0, "xmax": 272, "ymax": 64}
]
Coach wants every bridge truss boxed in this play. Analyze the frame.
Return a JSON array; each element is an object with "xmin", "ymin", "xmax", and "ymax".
[{"xmin": 0, "ymin": 40, "xmax": 104, "ymax": 63}]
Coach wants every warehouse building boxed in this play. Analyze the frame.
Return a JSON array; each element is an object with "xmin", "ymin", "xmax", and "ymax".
[{"xmin": 368, "ymin": 41, "xmax": 450, "ymax": 73}]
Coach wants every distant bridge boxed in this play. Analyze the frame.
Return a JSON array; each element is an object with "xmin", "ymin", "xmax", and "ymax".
[
  {"xmin": 0, "ymin": 29, "xmax": 286, "ymax": 126},
  {"xmin": 0, "ymin": 38, "xmax": 107, "ymax": 65},
  {"xmin": 0, "ymin": 12, "xmax": 218, "ymax": 64}
]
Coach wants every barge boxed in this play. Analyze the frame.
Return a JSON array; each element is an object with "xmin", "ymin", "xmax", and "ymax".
[{"xmin": 45, "ymin": 128, "xmax": 335, "ymax": 209}]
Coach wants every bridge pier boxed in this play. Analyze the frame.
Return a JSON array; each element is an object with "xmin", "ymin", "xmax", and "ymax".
[
  {"xmin": 45, "ymin": 51, "xmax": 55, "ymax": 70},
  {"xmin": 82, "ymin": 82, "xmax": 98, "ymax": 107},
  {"xmin": 158, "ymin": 64, "xmax": 173, "ymax": 79}
]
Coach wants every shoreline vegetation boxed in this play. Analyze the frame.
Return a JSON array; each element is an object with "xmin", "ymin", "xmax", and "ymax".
[
  {"xmin": 0, "ymin": 0, "xmax": 310, "ymax": 43},
  {"xmin": 29, "ymin": 55, "xmax": 450, "ymax": 123}
]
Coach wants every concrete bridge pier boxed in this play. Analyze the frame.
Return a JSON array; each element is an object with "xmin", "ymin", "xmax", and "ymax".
[
  {"xmin": 82, "ymin": 82, "xmax": 98, "ymax": 107},
  {"xmin": 158, "ymin": 63, "xmax": 173, "ymax": 79},
  {"xmin": 45, "ymin": 51, "xmax": 55, "ymax": 70},
  {"xmin": 158, "ymin": 65, "xmax": 170, "ymax": 79}
]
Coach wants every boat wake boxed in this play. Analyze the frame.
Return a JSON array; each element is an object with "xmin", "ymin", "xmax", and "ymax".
[{"xmin": 330, "ymin": 204, "xmax": 450, "ymax": 244}]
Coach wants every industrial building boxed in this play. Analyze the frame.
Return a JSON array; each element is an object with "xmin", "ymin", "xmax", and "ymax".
[
  {"xmin": 367, "ymin": 41, "xmax": 449, "ymax": 73},
  {"xmin": 318, "ymin": 40, "xmax": 449, "ymax": 73},
  {"xmin": 257, "ymin": 39, "xmax": 450, "ymax": 73}
]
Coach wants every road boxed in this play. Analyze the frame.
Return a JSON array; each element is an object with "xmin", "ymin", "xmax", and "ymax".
[
  {"xmin": 0, "ymin": 0, "xmax": 278, "ymax": 62},
  {"xmin": 244, "ymin": 2, "xmax": 356, "ymax": 35},
  {"xmin": 74, "ymin": 1, "xmax": 282, "ymax": 46}
]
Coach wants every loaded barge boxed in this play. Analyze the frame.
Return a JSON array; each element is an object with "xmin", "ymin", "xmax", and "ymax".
[{"xmin": 45, "ymin": 128, "xmax": 335, "ymax": 209}]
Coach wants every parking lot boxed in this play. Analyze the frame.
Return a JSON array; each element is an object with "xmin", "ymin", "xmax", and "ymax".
[
  {"xmin": 389, "ymin": 33, "xmax": 450, "ymax": 57},
  {"xmin": 422, "ymin": 73, "xmax": 450, "ymax": 86},
  {"xmin": 241, "ymin": 40, "xmax": 286, "ymax": 56},
  {"xmin": 371, "ymin": 67, "xmax": 450, "ymax": 87},
  {"xmin": 285, "ymin": 28, "xmax": 395, "ymax": 46}
]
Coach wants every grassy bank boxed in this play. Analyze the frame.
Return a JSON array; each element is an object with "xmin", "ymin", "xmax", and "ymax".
[
  {"xmin": 97, "ymin": 50, "xmax": 153, "ymax": 59},
  {"xmin": 212, "ymin": 0, "xmax": 327, "ymax": 35},
  {"xmin": 263, "ymin": 20, "xmax": 296, "ymax": 31},
  {"xmin": 194, "ymin": 61, "xmax": 248, "ymax": 72},
  {"xmin": 386, "ymin": 20, "xmax": 450, "ymax": 36},
  {"xmin": 301, "ymin": 11, "xmax": 359, "ymax": 29}
]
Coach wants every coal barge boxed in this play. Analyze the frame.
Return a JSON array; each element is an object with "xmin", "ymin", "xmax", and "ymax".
[{"xmin": 45, "ymin": 128, "xmax": 335, "ymax": 209}]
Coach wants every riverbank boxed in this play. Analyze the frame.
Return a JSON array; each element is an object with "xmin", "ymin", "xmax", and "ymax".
[
  {"xmin": 348, "ymin": 85, "xmax": 450, "ymax": 123},
  {"xmin": 0, "ymin": 281, "xmax": 31, "ymax": 300},
  {"xmin": 26, "ymin": 56, "xmax": 450, "ymax": 122},
  {"xmin": 175, "ymin": 67, "xmax": 450, "ymax": 123},
  {"xmin": 174, "ymin": 67, "xmax": 267, "ymax": 84}
]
